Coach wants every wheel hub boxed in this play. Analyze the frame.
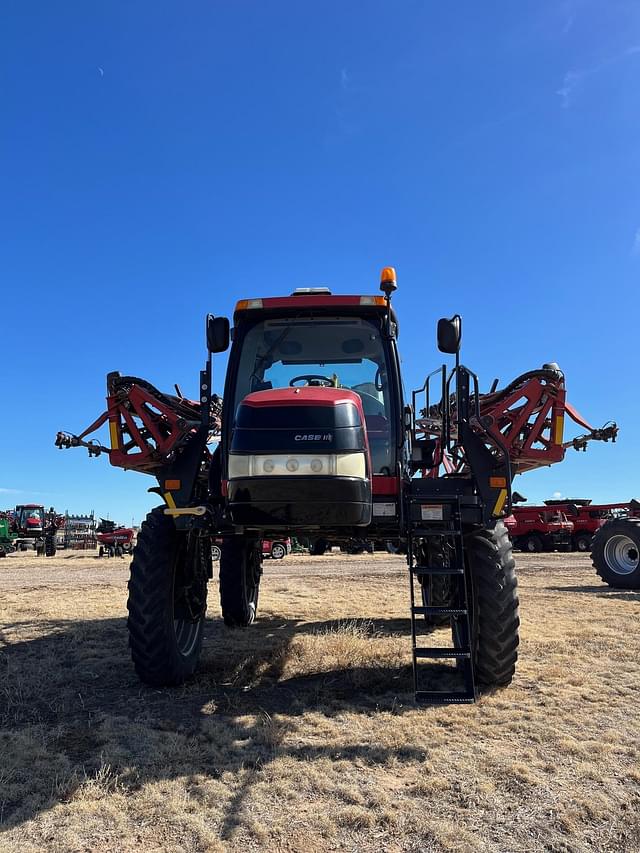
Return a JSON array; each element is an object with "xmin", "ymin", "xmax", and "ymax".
[{"xmin": 604, "ymin": 534, "xmax": 639, "ymax": 575}]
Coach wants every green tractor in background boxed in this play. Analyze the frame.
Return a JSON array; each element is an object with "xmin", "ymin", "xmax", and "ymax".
[{"xmin": 0, "ymin": 514, "xmax": 17, "ymax": 557}]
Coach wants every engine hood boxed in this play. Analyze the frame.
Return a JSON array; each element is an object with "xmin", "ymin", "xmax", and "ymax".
[
  {"xmin": 226, "ymin": 385, "xmax": 372, "ymax": 529},
  {"xmin": 231, "ymin": 387, "xmax": 369, "ymax": 455}
]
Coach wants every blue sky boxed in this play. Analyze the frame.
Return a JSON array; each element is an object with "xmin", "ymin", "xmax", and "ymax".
[{"xmin": 1, "ymin": 1, "xmax": 638, "ymax": 525}]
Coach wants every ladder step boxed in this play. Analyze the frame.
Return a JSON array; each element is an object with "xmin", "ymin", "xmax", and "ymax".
[
  {"xmin": 408, "ymin": 492, "xmax": 476, "ymax": 704},
  {"xmin": 412, "ymin": 565, "xmax": 464, "ymax": 576},
  {"xmin": 414, "ymin": 647, "xmax": 471, "ymax": 659},
  {"xmin": 412, "ymin": 606, "xmax": 467, "ymax": 616},
  {"xmin": 415, "ymin": 691, "xmax": 475, "ymax": 705}
]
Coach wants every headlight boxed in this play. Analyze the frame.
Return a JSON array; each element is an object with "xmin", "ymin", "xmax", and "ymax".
[
  {"xmin": 228, "ymin": 454, "xmax": 250, "ymax": 478},
  {"xmin": 228, "ymin": 452, "xmax": 366, "ymax": 479},
  {"xmin": 335, "ymin": 453, "xmax": 366, "ymax": 478}
]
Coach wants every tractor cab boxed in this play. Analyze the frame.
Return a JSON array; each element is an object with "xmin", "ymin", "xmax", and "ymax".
[
  {"xmin": 15, "ymin": 504, "xmax": 45, "ymax": 535},
  {"xmin": 221, "ymin": 284, "xmax": 403, "ymax": 534}
]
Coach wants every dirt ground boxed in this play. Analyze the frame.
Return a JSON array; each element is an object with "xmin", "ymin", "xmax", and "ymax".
[{"xmin": 0, "ymin": 548, "xmax": 638, "ymax": 852}]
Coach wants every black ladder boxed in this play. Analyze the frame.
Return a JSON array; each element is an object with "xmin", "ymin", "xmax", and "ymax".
[{"xmin": 407, "ymin": 495, "xmax": 476, "ymax": 704}]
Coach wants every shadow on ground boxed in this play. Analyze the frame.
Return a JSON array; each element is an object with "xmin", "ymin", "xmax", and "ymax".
[
  {"xmin": 548, "ymin": 584, "xmax": 640, "ymax": 601},
  {"xmin": 0, "ymin": 613, "xmax": 455, "ymax": 832}
]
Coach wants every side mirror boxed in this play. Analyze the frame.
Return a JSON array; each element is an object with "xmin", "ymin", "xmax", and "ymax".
[
  {"xmin": 437, "ymin": 314, "xmax": 462, "ymax": 354},
  {"xmin": 206, "ymin": 315, "xmax": 230, "ymax": 353}
]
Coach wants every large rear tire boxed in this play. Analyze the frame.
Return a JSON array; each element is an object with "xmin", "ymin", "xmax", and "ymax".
[
  {"xmin": 127, "ymin": 508, "xmax": 209, "ymax": 686},
  {"xmin": 465, "ymin": 522, "xmax": 520, "ymax": 688},
  {"xmin": 219, "ymin": 538, "xmax": 262, "ymax": 627},
  {"xmin": 592, "ymin": 517, "xmax": 640, "ymax": 589}
]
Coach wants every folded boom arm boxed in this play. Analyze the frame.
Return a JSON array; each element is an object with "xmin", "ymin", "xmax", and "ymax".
[
  {"xmin": 414, "ymin": 367, "xmax": 617, "ymax": 477},
  {"xmin": 57, "ymin": 367, "xmax": 616, "ymax": 484},
  {"xmin": 55, "ymin": 372, "xmax": 222, "ymax": 476}
]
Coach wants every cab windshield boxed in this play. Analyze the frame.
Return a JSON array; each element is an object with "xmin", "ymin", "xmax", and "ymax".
[
  {"xmin": 233, "ymin": 316, "xmax": 395, "ymax": 473},
  {"xmin": 19, "ymin": 508, "xmax": 43, "ymax": 528}
]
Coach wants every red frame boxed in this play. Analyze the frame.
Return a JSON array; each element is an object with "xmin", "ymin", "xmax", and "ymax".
[
  {"xmin": 64, "ymin": 384, "xmax": 220, "ymax": 474},
  {"xmin": 415, "ymin": 372, "xmax": 616, "ymax": 477},
  {"xmin": 480, "ymin": 376, "xmax": 568, "ymax": 473}
]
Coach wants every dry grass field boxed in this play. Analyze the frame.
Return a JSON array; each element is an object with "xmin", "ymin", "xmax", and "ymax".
[{"xmin": 0, "ymin": 548, "xmax": 639, "ymax": 852}]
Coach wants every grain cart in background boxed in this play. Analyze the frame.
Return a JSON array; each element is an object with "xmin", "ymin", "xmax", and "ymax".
[{"xmin": 56, "ymin": 269, "xmax": 617, "ymax": 704}]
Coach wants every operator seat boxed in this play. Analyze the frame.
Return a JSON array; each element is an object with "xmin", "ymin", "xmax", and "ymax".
[{"xmin": 350, "ymin": 383, "xmax": 391, "ymax": 473}]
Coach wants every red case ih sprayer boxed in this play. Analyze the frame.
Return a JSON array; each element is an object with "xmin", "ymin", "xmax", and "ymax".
[{"xmin": 56, "ymin": 269, "xmax": 618, "ymax": 704}]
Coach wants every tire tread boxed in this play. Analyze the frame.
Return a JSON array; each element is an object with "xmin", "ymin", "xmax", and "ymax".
[
  {"xmin": 465, "ymin": 522, "xmax": 520, "ymax": 688},
  {"xmin": 126, "ymin": 508, "xmax": 205, "ymax": 686}
]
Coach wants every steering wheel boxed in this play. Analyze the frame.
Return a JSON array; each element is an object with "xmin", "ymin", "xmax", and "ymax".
[{"xmin": 289, "ymin": 374, "xmax": 335, "ymax": 387}]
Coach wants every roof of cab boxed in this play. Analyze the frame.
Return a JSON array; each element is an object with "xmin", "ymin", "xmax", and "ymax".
[{"xmin": 233, "ymin": 294, "xmax": 391, "ymax": 322}]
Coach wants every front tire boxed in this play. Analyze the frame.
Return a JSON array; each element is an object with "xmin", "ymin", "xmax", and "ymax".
[
  {"xmin": 592, "ymin": 517, "xmax": 640, "ymax": 589},
  {"xmin": 219, "ymin": 538, "xmax": 262, "ymax": 626},
  {"xmin": 127, "ymin": 508, "xmax": 209, "ymax": 686},
  {"xmin": 465, "ymin": 522, "xmax": 520, "ymax": 688}
]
